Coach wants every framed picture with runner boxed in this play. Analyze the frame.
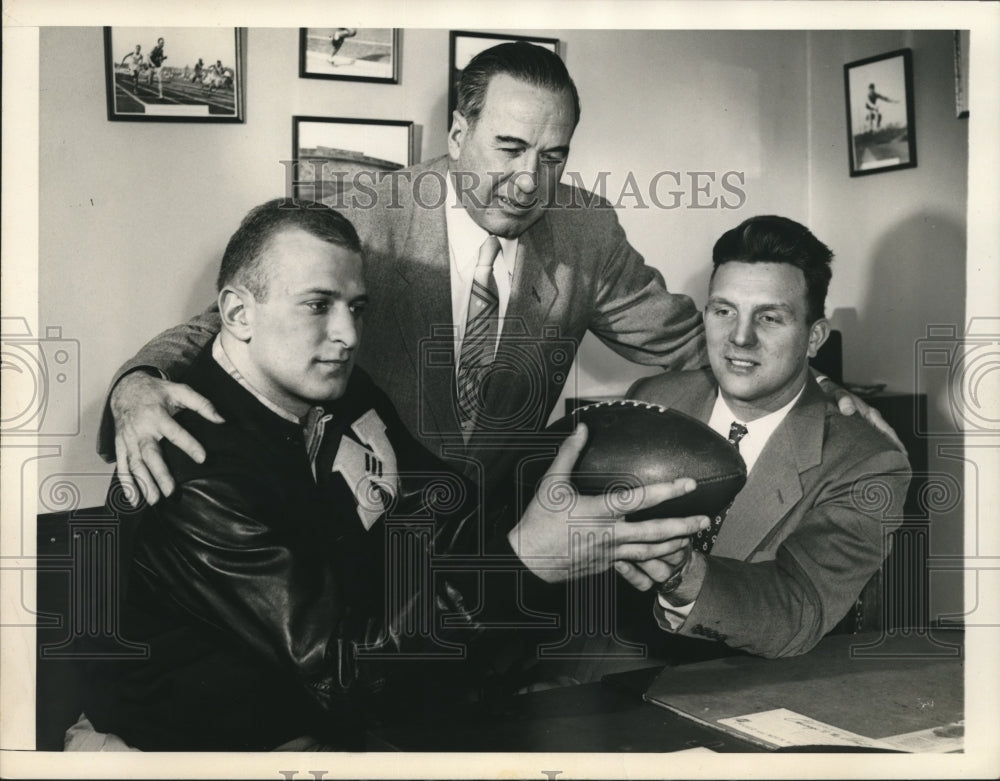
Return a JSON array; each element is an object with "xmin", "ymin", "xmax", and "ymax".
[
  {"xmin": 299, "ymin": 28, "xmax": 400, "ymax": 84},
  {"xmin": 103, "ymin": 27, "xmax": 245, "ymax": 122},
  {"xmin": 843, "ymin": 49, "xmax": 916, "ymax": 176}
]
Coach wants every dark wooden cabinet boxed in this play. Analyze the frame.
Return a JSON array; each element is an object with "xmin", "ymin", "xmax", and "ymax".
[{"xmin": 865, "ymin": 392, "xmax": 930, "ymax": 632}]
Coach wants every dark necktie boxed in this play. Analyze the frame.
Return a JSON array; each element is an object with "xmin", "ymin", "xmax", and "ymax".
[
  {"xmin": 456, "ymin": 236, "xmax": 501, "ymax": 429},
  {"xmin": 693, "ymin": 421, "xmax": 748, "ymax": 554}
]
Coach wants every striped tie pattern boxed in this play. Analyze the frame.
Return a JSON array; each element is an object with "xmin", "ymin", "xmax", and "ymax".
[
  {"xmin": 456, "ymin": 236, "xmax": 502, "ymax": 427},
  {"xmin": 693, "ymin": 421, "xmax": 748, "ymax": 554}
]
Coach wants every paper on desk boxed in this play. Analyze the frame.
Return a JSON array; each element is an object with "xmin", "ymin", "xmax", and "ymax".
[
  {"xmin": 717, "ymin": 708, "xmax": 897, "ymax": 750},
  {"xmin": 880, "ymin": 721, "xmax": 964, "ymax": 753}
]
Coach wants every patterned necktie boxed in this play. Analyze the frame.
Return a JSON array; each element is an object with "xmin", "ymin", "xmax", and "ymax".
[
  {"xmin": 693, "ymin": 421, "xmax": 749, "ymax": 554},
  {"xmin": 456, "ymin": 235, "xmax": 502, "ymax": 428}
]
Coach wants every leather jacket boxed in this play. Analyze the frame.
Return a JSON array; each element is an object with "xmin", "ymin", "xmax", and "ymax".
[{"xmin": 84, "ymin": 346, "xmax": 546, "ymax": 750}]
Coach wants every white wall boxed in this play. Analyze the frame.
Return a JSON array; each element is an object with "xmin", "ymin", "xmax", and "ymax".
[
  {"xmin": 37, "ymin": 28, "xmax": 968, "ymax": 619},
  {"xmin": 806, "ymin": 30, "xmax": 968, "ymax": 622},
  {"xmin": 561, "ymin": 30, "xmax": 811, "ymax": 394}
]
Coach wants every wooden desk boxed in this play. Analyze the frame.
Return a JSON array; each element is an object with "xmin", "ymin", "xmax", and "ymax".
[
  {"xmin": 643, "ymin": 629, "xmax": 963, "ymax": 750},
  {"xmin": 368, "ymin": 630, "xmax": 961, "ymax": 753},
  {"xmin": 367, "ymin": 676, "xmax": 762, "ymax": 753}
]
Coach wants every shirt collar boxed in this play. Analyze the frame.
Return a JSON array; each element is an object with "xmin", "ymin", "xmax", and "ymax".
[
  {"xmin": 445, "ymin": 171, "xmax": 518, "ymax": 281},
  {"xmin": 711, "ymin": 382, "xmax": 805, "ymax": 436},
  {"xmin": 708, "ymin": 381, "xmax": 806, "ymax": 473},
  {"xmin": 212, "ymin": 336, "xmax": 321, "ymax": 426}
]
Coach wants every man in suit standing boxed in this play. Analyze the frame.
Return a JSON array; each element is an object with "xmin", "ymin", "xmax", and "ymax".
[
  {"xmin": 101, "ymin": 42, "xmax": 892, "ymax": 511},
  {"xmin": 615, "ymin": 215, "xmax": 911, "ymax": 659},
  {"xmin": 100, "ymin": 42, "xmax": 706, "ymax": 505}
]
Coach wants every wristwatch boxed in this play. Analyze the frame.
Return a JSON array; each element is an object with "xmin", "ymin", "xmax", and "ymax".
[{"xmin": 655, "ymin": 546, "xmax": 692, "ymax": 600}]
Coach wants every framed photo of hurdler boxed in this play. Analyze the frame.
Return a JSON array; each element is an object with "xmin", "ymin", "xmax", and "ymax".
[
  {"xmin": 447, "ymin": 31, "xmax": 559, "ymax": 123},
  {"xmin": 843, "ymin": 48, "xmax": 917, "ymax": 176},
  {"xmin": 291, "ymin": 116, "xmax": 414, "ymax": 202},
  {"xmin": 299, "ymin": 28, "xmax": 400, "ymax": 83},
  {"xmin": 103, "ymin": 27, "xmax": 245, "ymax": 122}
]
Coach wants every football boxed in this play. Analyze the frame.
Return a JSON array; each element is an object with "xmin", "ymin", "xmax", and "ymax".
[{"xmin": 546, "ymin": 400, "xmax": 747, "ymax": 521}]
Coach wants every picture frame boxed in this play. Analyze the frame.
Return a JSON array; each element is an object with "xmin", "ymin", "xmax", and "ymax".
[
  {"xmin": 299, "ymin": 28, "xmax": 400, "ymax": 84},
  {"xmin": 843, "ymin": 48, "xmax": 917, "ymax": 176},
  {"xmin": 103, "ymin": 27, "xmax": 245, "ymax": 122},
  {"xmin": 954, "ymin": 30, "xmax": 970, "ymax": 119},
  {"xmin": 447, "ymin": 31, "xmax": 560, "ymax": 123},
  {"xmin": 291, "ymin": 116, "xmax": 414, "ymax": 203}
]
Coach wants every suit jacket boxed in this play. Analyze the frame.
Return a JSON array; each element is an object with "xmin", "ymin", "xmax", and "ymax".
[
  {"xmin": 99, "ymin": 156, "xmax": 705, "ymax": 496},
  {"xmin": 627, "ymin": 369, "xmax": 911, "ymax": 658}
]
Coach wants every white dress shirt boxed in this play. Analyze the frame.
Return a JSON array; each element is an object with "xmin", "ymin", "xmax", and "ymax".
[
  {"xmin": 444, "ymin": 173, "xmax": 518, "ymax": 362},
  {"xmin": 656, "ymin": 382, "xmax": 807, "ymax": 627}
]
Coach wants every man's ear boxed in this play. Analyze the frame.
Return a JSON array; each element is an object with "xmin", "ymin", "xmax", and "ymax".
[
  {"xmin": 806, "ymin": 317, "xmax": 831, "ymax": 359},
  {"xmin": 447, "ymin": 110, "xmax": 468, "ymax": 160},
  {"xmin": 218, "ymin": 286, "xmax": 253, "ymax": 342}
]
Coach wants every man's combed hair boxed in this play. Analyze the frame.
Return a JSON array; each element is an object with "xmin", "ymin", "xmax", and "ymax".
[
  {"xmin": 217, "ymin": 198, "xmax": 362, "ymax": 300},
  {"xmin": 711, "ymin": 215, "xmax": 834, "ymax": 324},
  {"xmin": 456, "ymin": 41, "xmax": 580, "ymax": 127}
]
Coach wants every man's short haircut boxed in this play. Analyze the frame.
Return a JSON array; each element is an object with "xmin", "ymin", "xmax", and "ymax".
[
  {"xmin": 456, "ymin": 41, "xmax": 581, "ymax": 127},
  {"xmin": 217, "ymin": 198, "xmax": 362, "ymax": 301},
  {"xmin": 711, "ymin": 215, "xmax": 833, "ymax": 324}
]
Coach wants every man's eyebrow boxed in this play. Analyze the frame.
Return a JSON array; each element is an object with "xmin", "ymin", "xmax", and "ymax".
[
  {"xmin": 494, "ymin": 134, "xmax": 529, "ymax": 146},
  {"xmin": 295, "ymin": 288, "xmax": 369, "ymax": 302},
  {"xmin": 706, "ymin": 296, "xmax": 796, "ymax": 313},
  {"xmin": 494, "ymin": 135, "xmax": 570, "ymax": 156}
]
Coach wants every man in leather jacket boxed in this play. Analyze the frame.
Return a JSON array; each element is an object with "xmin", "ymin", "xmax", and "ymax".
[{"xmin": 68, "ymin": 199, "xmax": 708, "ymax": 751}]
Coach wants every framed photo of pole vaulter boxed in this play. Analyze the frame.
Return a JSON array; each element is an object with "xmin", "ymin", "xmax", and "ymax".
[
  {"xmin": 844, "ymin": 48, "xmax": 917, "ymax": 176},
  {"xmin": 447, "ymin": 31, "xmax": 560, "ymax": 124},
  {"xmin": 299, "ymin": 28, "xmax": 400, "ymax": 83},
  {"xmin": 104, "ymin": 27, "xmax": 245, "ymax": 122},
  {"xmin": 291, "ymin": 116, "xmax": 414, "ymax": 202}
]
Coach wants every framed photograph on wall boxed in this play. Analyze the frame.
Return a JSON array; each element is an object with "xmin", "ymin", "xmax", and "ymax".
[
  {"xmin": 299, "ymin": 28, "xmax": 400, "ymax": 83},
  {"xmin": 843, "ymin": 48, "xmax": 917, "ymax": 176},
  {"xmin": 291, "ymin": 116, "xmax": 414, "ymax": 202},
  {"xmin": 103, "ymin": 27, "xmax": 245, "ymax": 122},
  {"xmin": 448, "ymin": 31, "xmax": 559, "ymax": 123}
]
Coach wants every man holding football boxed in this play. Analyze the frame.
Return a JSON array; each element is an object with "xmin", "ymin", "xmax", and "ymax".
[{"xmin": 616, "ymin": 215, "xmax": 912, "ymax": 659}]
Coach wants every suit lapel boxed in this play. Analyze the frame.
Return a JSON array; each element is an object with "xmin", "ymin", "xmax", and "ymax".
[
  {"xmin": 502, "ymin": 219, "xmax": 559, "ymax": 334},
  {"xmin": 707, "ymin": 377, "xmax": 827, "ymax": 559}
]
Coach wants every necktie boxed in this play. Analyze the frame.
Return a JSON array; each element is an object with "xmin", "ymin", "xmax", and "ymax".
[
  {"xmin": 693, "ymin": 421, "xmax": 748, "ymax": 554},
  {"xmin": 456, "ymin": 236, "xmax": 502, "ymax": 428}
]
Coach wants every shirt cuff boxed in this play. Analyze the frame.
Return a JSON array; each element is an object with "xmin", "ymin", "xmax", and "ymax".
[{"xmin": 654, "ymin": 594, "xmax": 696, "ymax": 631}]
